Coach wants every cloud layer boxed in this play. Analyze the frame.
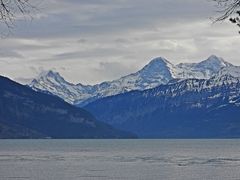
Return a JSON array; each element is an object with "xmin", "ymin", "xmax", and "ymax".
[{"xmin": 0, "ymin": 0, "xmax": 239, "ymax": 84}]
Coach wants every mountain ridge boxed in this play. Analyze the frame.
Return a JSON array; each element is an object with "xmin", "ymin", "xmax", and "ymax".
[
  {"xmin": 84, "ymin": 68, "xmax": 240, "ymax": 138},
  {"xmin": 0, "ymin": 76, "xmax": 136, "ymax": 139},
  {"xmin": 29, "ymin": 55, "xmax": 235, "ymax": 106}
]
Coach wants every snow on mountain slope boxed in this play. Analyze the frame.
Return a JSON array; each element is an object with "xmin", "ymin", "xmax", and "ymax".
[
  {"xmin": 96, "ymin": 57, "xmax": 175, "ymax": 92},
  {"xmin": 176, "ymin": 55, "xmax": 233, "ymax": 79},
  {"xmin": 84, "ymin": 71, "xmax": 240, "ymax": 138},
  {"xmin": 30, "ymin": 70, "xmax": 93, "ymax": 104},
  {"xmin": 208, "ymin": 66, "xmax": 240, "ymax": 86},
  {"xmin": 214, "ymin": 65, "xmax": 240, "ymax": 79},
  {"xmin": 29, "ymin": 55, "xmax": 237, "ymax": 106}
]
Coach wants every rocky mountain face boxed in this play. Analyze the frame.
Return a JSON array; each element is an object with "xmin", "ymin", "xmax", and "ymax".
[
  {"xmin": 0, "ymin": 76, "xmax": 136, "ymax": 139},
  {"xmin": 29, "ymin": 55, "xmax": 233, "ymax": 106},
  {"xmin": 84, "ymin": 66, "xmax": 240, "ymax": 138}
]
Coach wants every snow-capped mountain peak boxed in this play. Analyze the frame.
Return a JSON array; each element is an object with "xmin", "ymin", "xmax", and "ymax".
[
  {"xmin": 34, "ymin": 70, "xmax": 69, "ymax": 85},
  {"xmin": 30, "ymin": 70, "xmax": 90, "ymax": 104},
  {"xmin": 140, "ymin": 57, "xmax": 174, "ymax": 73},
  {"xmin": 143, "ymin": 57, "xmax": 172, "ymax": 68},
  {"xmin": 195, "ymin": 55, "xmax": 233, "ymax": 71},
  {"xmin": 38, "ymin": 70, "xmax": 59, "ymax": 78},
  {"xmin": 175, "ymin": 55, "xmax": 233, "ymax": 79},
  {"xmin": 29, "ymin": 55, "xmax": 239, "ymax": 106},
  {"xmin": 136, "ymin": 57, "xmax": 175, "ymax": 85}
]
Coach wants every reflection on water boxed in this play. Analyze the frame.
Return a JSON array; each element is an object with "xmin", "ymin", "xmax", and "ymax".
[{"xmin": 0, "ymin": 139, "xmax": 240, "ymax": 180}]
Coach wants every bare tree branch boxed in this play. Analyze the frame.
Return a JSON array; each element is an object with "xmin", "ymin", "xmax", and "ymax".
[
  {"xmin": 213, "ymin": 0, "xmax": 240, "ymax": 33},
  {"xmin": 0, "ymin": 0, "xmax": 36, "ymax": 35}
]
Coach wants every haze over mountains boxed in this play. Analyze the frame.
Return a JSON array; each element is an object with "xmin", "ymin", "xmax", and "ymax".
[{"xmin": 30, "ymin": 55, "xmax": 233, "ymax": 106}]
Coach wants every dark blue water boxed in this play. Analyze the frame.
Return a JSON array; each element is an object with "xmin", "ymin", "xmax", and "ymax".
[{"xmin": 0, "ymin": 139, "xmax": 240, "ymax": 180}]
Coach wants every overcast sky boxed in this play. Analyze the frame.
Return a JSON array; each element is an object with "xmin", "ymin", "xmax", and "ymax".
[{"xmin": 0, "ymin": 0, "xmax": 239, "ymax": 85}]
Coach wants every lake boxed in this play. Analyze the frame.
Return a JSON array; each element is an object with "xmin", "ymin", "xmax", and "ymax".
[{"xmin": 0, "ymin": 139, "xmax": 240, "ymax": 180}]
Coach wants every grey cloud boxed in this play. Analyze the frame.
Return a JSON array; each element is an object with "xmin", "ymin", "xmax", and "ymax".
[
  {"xmin": 11, "ymin": 0, "xmax": 215, "ymax": 38},
  {"xmin": 114, "ymin": 38, "xmax": 132, "ymax": 44},
  {"xmin": 77, "ymin": 39, "xmax": 87, "ymax": 43},
  {"xmin": 95, "ymin": 61, "xmax": 136, "ymax": 79},
  {"xmin": 47, "ymin": 46, "xmax": 132, "ymax": 62},
  {"xmin": 52, "ymin": 52, "xmax": 83, "ymax": 61},
  {"xmin": 0, "ymin": 0, "xmax": 239, "ymax": 84},
  {"xmin": 0, "ymin": 50, "xmax": 23, "ymax": 58}
]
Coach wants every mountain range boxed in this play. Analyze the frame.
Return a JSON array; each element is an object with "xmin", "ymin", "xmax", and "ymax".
[
  {"xmin": 85, "ymin": 66, "xmax": 240, "ymax": 138},
  {"xmin": 27, "ymin": 55, "xmax": 240, "ymax": 138},
  {"xmin": 30, "ymin": 55, "xmax": 232, "ymax": 106},
  {"xmin": 0, "ymin": 76, "xmax": 136, "ymax": 138}
]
